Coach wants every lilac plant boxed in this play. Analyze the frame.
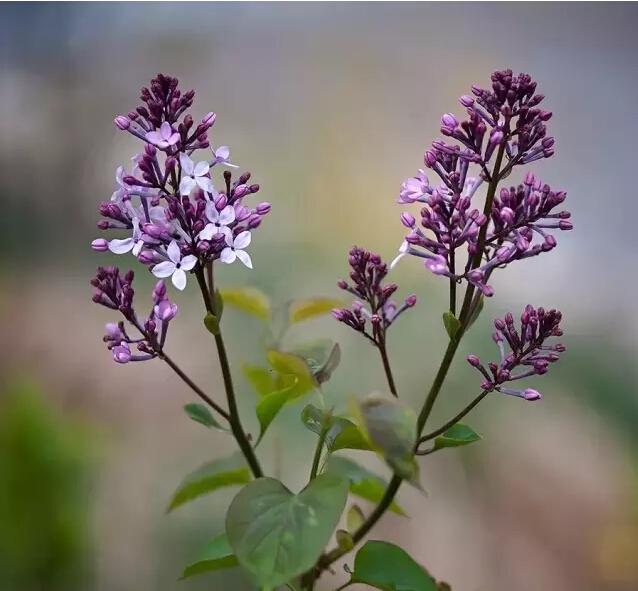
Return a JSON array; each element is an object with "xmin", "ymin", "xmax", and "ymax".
[{"xmin": 90, "ymin": 70, "xmax": 571, "ymax": 591}]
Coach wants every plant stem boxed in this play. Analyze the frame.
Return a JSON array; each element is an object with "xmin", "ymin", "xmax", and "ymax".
[
  {"xmin": 417, "ymin": 389, "xmax": 489, "ymax": 446},
  {"xmin": 309, "ymin": 425, "xmax": 329, "ymax": 481},
  {"xmin": 378, "ymin": 338, "xmax": 398, "ymax": 398},
  {"xmin": 195, "ymin": 267, "xmax": 263, "ymax": 478},
  {"xmin": 159, "ymin": 352, "xmax": 231, "ymax": 421},
  {"xmin": 449, "ymin": 249, "xmax": 456, "ymax": 315}
]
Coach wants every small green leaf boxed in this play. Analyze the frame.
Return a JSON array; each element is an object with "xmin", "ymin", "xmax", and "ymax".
[
  {"xmin": 181, "ymin": 533, "xmax": 237, "ymax": 579},
  {"xmin": 255, "ymin": 387, "xmax": 293, "ymax": 445},
  {"xmin": 347, "ymin": 504, "xmax": 365, "ymax": 532},
  {"xmin": 204, "ymin": 312, "xmax": 220, "ymax": 335},
  {"xmin": 167, "ymin": 455, "xmax": 250, "ymax": 512},
  {"xmin": 301, "ymin": 405, "xmax": 354, "ymax": 450},
  {"xmin": 290, "ymin": 340, "xmax": 341, "ymax": 385},
  {"xmin": 242, "ymin": 364, "xmax": 275, "ymax": 398},
  {"xmin": 350, "ymin": 540, "xmax": 438, "ymax": 591},
  {"xmin": 466, "ymin": 295, "xmax": 484, "ymax": 332},
  {"xmin": 225, "ymin": 473, "xmax": 349, "ymax": 591},
  {"xmin": 289, "ymin": 297, "xmax": 346, "ymax": 324},
  {"xmin": 331, "ymin": 423, "xmax": 374, "ymax": 453},
  {"xmin": 442, "ymin": 311, "xmax": 461, "ymax": 342},
  {"xmin": 267, "ymin": 350, "xmax": 317, "ymax": 399},
  {"xmin": 214, "ymin": 289, "xmax": 224, "ymax": 320},
  {"xmin": 183, "ymin": 403, "xmax": 225, "ymax": 431},
  {"xmin": 324, "ymin": 456, "xmax": 406, "ymax": 516},
  {"xmin": 433, "ymin": 423, "xmax": 482, "ymax": 451},
  {"xmin": 218, "ymin": 287, "xmax": 271, "ymax": 321},
  {"xmin": 336, "ymin": 529, "xmax": 354, "ymax": 551}
]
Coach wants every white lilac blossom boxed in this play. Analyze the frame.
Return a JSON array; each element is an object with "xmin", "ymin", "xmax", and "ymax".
[
  {"xmin": 466, "ymin": 305, "xmax": 565, "ymax": 400},
  {"xmin": 211, "ymin": 145, "xmax": 238, "ymax": 168},
  {"xmin": 108, "ymin": 218, "xmax": 144, "ymax": 256},
  {"xmin": 220, "ymin": 231, "xmax": 253, "ymax": 268},
  {"xmin": 198, "ymin": 203, "xmax": 235, "ymax": 241},
  {"xmin": 146, "ymin": 121, "xmax": 180, "ymax": 149},
  {"xmin": 152, "ymin": 240, "xmax": 197, "ymax": 290},
  {"xmin": 392, "ymin": 70, "xmax": 572, "ymax": 297},
  {"xmin": 179, "ymin": 153, "xmax": 214, "ymax": 195}
]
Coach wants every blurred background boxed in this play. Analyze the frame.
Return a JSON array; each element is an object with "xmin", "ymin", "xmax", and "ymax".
[{"xmin": 1, "ymin": 3, "xmax": 638, "ymax": 591}]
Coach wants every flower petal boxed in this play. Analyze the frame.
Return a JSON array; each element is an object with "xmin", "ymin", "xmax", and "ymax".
[
  {"xmin": 220, "ymin": 247, "xmax": 236, "ymax": 264},
  {"xmin": 116, "ymin": 166, "xmax": 125, "ymax": 186},
  {"xmin": 214, "ymin": 146, "xmax": 230, "ymax": 160},
  {"xmin": 172, "ymin": 268, "xmax": 187, "ymax": 290},
  {"xmin": 390, "ymin": 252, "xmax": 405, "ymax": 270},
  {"xmin": 148, "ymin": 206, "xmax": 166, "ymax": 221},
  {"xmin": 198, "ymin": 224, "xmax": 216, "ymax": 241},
  {"xmin": 152, "ymin": 261, "xmax": 176, "ymax": 278},
  {"xmin": 233, "ymin": 230, "xmax": 251, "ymax": 250},
  {"xmin": 196, "ymin": 176, "xmax": 214, "ymax": 194},
  {"xmin": 180, "ymin": 255, "xmax": 197, "ymax": 271},
  {"xmin": 179, "ymin": 152, "xmax": 194, "ymax": 176},
  {"xmin": 235, "ymin": 249, "xmax": 253, "ymax": 269},
  {"xmin": 108, "ymin": 238, "xmax": 134, "ymax": 254},
  {"xmin": 167, "ymin": 240, "xmax": 181, "ymax": 264},
  {"xmin": 224, "ymin": 233, "xmax": 234, "ymax": 247},
  {"xmin": 132, "ymin": 240, "xmax": 143, "ymax": 257},
  {"xmin": 218, "ymin": 205, "xmax": 236, "ymax": 225},
  {"xmin": 204, "ymin": 201, "xmax": 219, "ymax": 223},
  {"xmin": 194, "ymin": 161, "xmax": 210, "ymax": 177},
  {"xmin": 218, "ymin": 226, "xmax": 233, "ymax": 240},
  {"xmin": 179, "ymin": 176, "xmax": 196, "ymax": 196},
  {"xmin": 167, "ymin": 132, "xmax": 180, "ymax": 146},
  {"xmin": 160, "ymin": 122, "xmax": 172, "ymax": 140},
  {"xmin": 146, "ymin": 131, "xmax": 163, "ymax": 145}
]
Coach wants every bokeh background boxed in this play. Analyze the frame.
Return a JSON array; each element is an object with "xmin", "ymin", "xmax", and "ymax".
[{"xmin": 1, "ymin": 3, "xmax": 638, "ymax": 591}]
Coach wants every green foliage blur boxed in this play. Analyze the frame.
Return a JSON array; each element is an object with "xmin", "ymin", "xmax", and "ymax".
[{"xmin": 0, "ymin": 380, "xmax": 94, "ymax": 591}]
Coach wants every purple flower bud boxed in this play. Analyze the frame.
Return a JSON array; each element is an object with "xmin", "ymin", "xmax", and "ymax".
[
  {"xmin": 441, "ymin": 113, "xmax": 458, "ymax": 128},
  {"xmin": 154, "ymin": 299, "xmax": 178, "ymax": 321},
  {"xmin": 247, "ymin": 214, "xmax": 262, "ymax": 229},
  {"xmin": 459, "ymin": 95, "xmax": 474, "ymax": 107},
  {"xmin": 114, "ymin": 116, "xmax": 130, "ymax": 130},
  {"xmin": 138, "ymin": 250, "xmax": 155, "ymax": 265},
  {"xmin": 559, "ymin": 220, "xmax": 573, "ymax": 230},
  {"xmin": 215, "ymin": 193, "xmax": 228, "ymax": 210},
  {"xmin": 337, "ymin": 280, "xmax": 348, "ymax": 290},
  {"xmin": 235, "ymin": 205, "xmax": 251, "ymax": 222},
  {"xmin": 424, "ymin": 150, "xmax": 437, "ymax": 168},
  {"xmin": 153, "ymin": 280, "xmax": 167, "ymax": 303},
  {"xmin": 256, "ymin": 202, "xmax": 271, "ymax": 215},
  {"xmin": 523, "ymin": 388, "xmax": 541, "ymax": 401},
  {"xmin": 539, "ymin": 110, "xmax": 552, "ymax": 121},
  {"xmin": 524, "ymin": 172, "xmax": 535, "ymax": 186},
  {"xmin": 494, "ymin": 318, "xmax": 506, "ymax": 330},
  {"xmin": 492, "ymin": 331, "xmax": 504, "ymax": 343},
  {"xmin": 234, "ymin": 184, "xmax": 249, "ymax": 199},
  {"xmin": 332, "ymin": 309, "xmax": 346, "ymax": 321},
  {"xmin": 405, "ymin": 295, "xmax": 417, "ymax": 307},
  {"xmin": 425, "ymin": 255, "xmax": 448, "ymax": 275},
  {"xmin": 489, "ymin": 130, "xmax": 504, "ymax": 146},
  {"xmin": 467, "ymin": 354, "xmax": 481, "ymax": 367},
  {"xmin": 401, "ymin": 212, "xmax": 416, "ymax": 228},
  {"xmin": 500, "ymin": 207, "xmax": 515, "ymax": 225},
  {"xmin": 202, "ymin": 112, "xmax": 217, "ymax": 127},
  {"xmin": 92, "ymin": 238, "xmax": 109, "ymax": 251},
  {"xmin": 113, "ymin": 343, "xmax": 132, "ymax": 364}
]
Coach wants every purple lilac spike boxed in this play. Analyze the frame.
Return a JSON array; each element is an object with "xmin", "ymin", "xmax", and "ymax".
[
  {"xmin": 332, "ymin": 247, "xmax": 416, "ymax": 343},
  {"xmin": 467, "ymin": 305, "xmax": 565, "ymax": 400}
]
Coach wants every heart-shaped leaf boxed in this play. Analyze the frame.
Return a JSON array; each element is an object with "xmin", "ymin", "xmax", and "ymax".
[
  {"xmin": 167, "ymin": 455, "xmax": 250, "ymax": 512},
  {"xmin": 324, "ymin": 455, "xmax": 406, "ymax": 516},
  {"xmin": 289, "ymin": 297, "xmax": 346, "ymax": 324},
  {"xmin": 301, "ymin": 404, "xmax": 354, "ymax": 450},
  {"xmin": 181, "ymin": 533, "xmax": 238, "ymax": 579},
  {"xmin": 218, "ymin": 287, "xmax": 271, "ymax": 321},
  {"xmin": 433, "ymin": 423, "xmax": 482, "ymax": 451},
  {"xmin": 442, "ymin": 311, "xmax": 461, "ymax": 342},
  {"xmin": 226, "ymin": 473, "xmax": 349, "ymax": 591},
  {"xmin": 183, "ymin": 403, "xmax": 225, "ymax": 431},
  {"xmin": 331, "ymin": 423, "xmax": 374, "ymax": 453},
  {"xmin": 350, "ymin": 540, "xmax": 438, "ymax": 591},
  {"xmin": 242, "ymin": 364, "xmax": 275, "ymax": 398}
]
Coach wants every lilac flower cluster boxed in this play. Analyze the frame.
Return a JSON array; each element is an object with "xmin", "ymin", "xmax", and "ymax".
[
  {"xmin": 392, "ymin": 70, "xmax": 572, "ymax": 296},
  {"xmin": 92, "ymin": 266, "xmax": 178, "ymax": 363},
  {"xmin": 91, "ymin": 74, "xmax": 270, "ymax": 362},
  {"xmin": 332, "ymin": 247, "xmax": 416, "ymax": 343},
  {"xmin": 467, "ymin": 305, "xmax": 565, "ymax": 400},
  {"xmin": 92, "ymin": 73, "xmax": 271, "ymax": 289}
]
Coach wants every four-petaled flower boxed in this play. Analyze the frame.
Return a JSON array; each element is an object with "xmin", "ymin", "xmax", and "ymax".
[
  {"xmin": 179, "ymin": 153, "xmax": 214, "ymax": 195},
  {"xmin": 221, "ymin": 231, "xmax": 252, "ymax": 268},
  {"xmin": 152, "ymin": 240, "xmax": 198, "ymax": 290},
  {"xmin": 146, "ymin": 122, "xmax": 180, "ymax": 149},
  {"xmin": 108, "ymin": 218, "xmax": 145, "ymax": 256},
  {"xmin": 112, "ymin": 166, "xmax": 130, "ymax": 203},
  {"xmin": 199, "ymin": 203, "xmax": 235, "ymax": 241},
  {"xmin": 211, "ymin": 145, "xmax": 238, "ymax": 168}
]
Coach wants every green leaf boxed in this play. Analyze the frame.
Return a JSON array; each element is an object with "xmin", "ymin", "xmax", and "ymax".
[
  {"xmin": 255, "ymin": 387, "xmax": 293, "ymax": 445},
  {"xmin": 214, "ymin": 289, "xmax": 224, "ymax": 320},
  {"xmin": 336, "ymin": 529, "xmax": 354, "ymax": 551},
  {"xmin": 442, "ymin": 311, "xmax": 461, "ymax": 342},
  {"xmin": 167, "ymin": 455, "xmax": 250, "ymax": 512},
  {"xmin": 466, "ymin": 295, "xmax": 484, "ymax": 332},
  {"xmin": 324, "ymin": 456, "xmax": 406, "ymax": 516},
  {"xmin": 225, "ymin": 473, "xmax": 349, "ymax": 591},
  {"xmin": 288, "ymin": 297, "xmax": 345, "ymax": 324},
  {"xmin": 204, "ymin": 312, "xmax": 220, "ymax": 335},
  {"xmin": 290, "ymin": 340, "xmax": 341, "ymax": 385},
  {"xmin": 347, "ymin": 504, "xmax": 365, "ymax": 532},
  {"xmin": 183, "ymin": 403, "xmax": 225, "ymax": 431},
  {"xmin": 218, "ymin": 287, "xmax": 271, "ymax": 321},
  {"xmin": 433, "ymin": 423, "xmax": 482, "ymax": 451},
  {"xmin": 331, "ymin": 423, "xmax": 374, "ymax": 453},
  {"xmin": 350, "ymin": 540, "xmax": 438, "ymax": 591},
  {"xmin": 242, "ymin": 364, "xmax": 275, "ymax": 398},
  {"xmin": 181, "ymin": 533, "xmax": 238, "ymax": 579},
  {"xmin": 301, "ymin": 404, "xmax": 354, "ymax": 450},
  {"xmin": 267, "ymin": 350, "xmax": 317, "ymax": 399}
]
